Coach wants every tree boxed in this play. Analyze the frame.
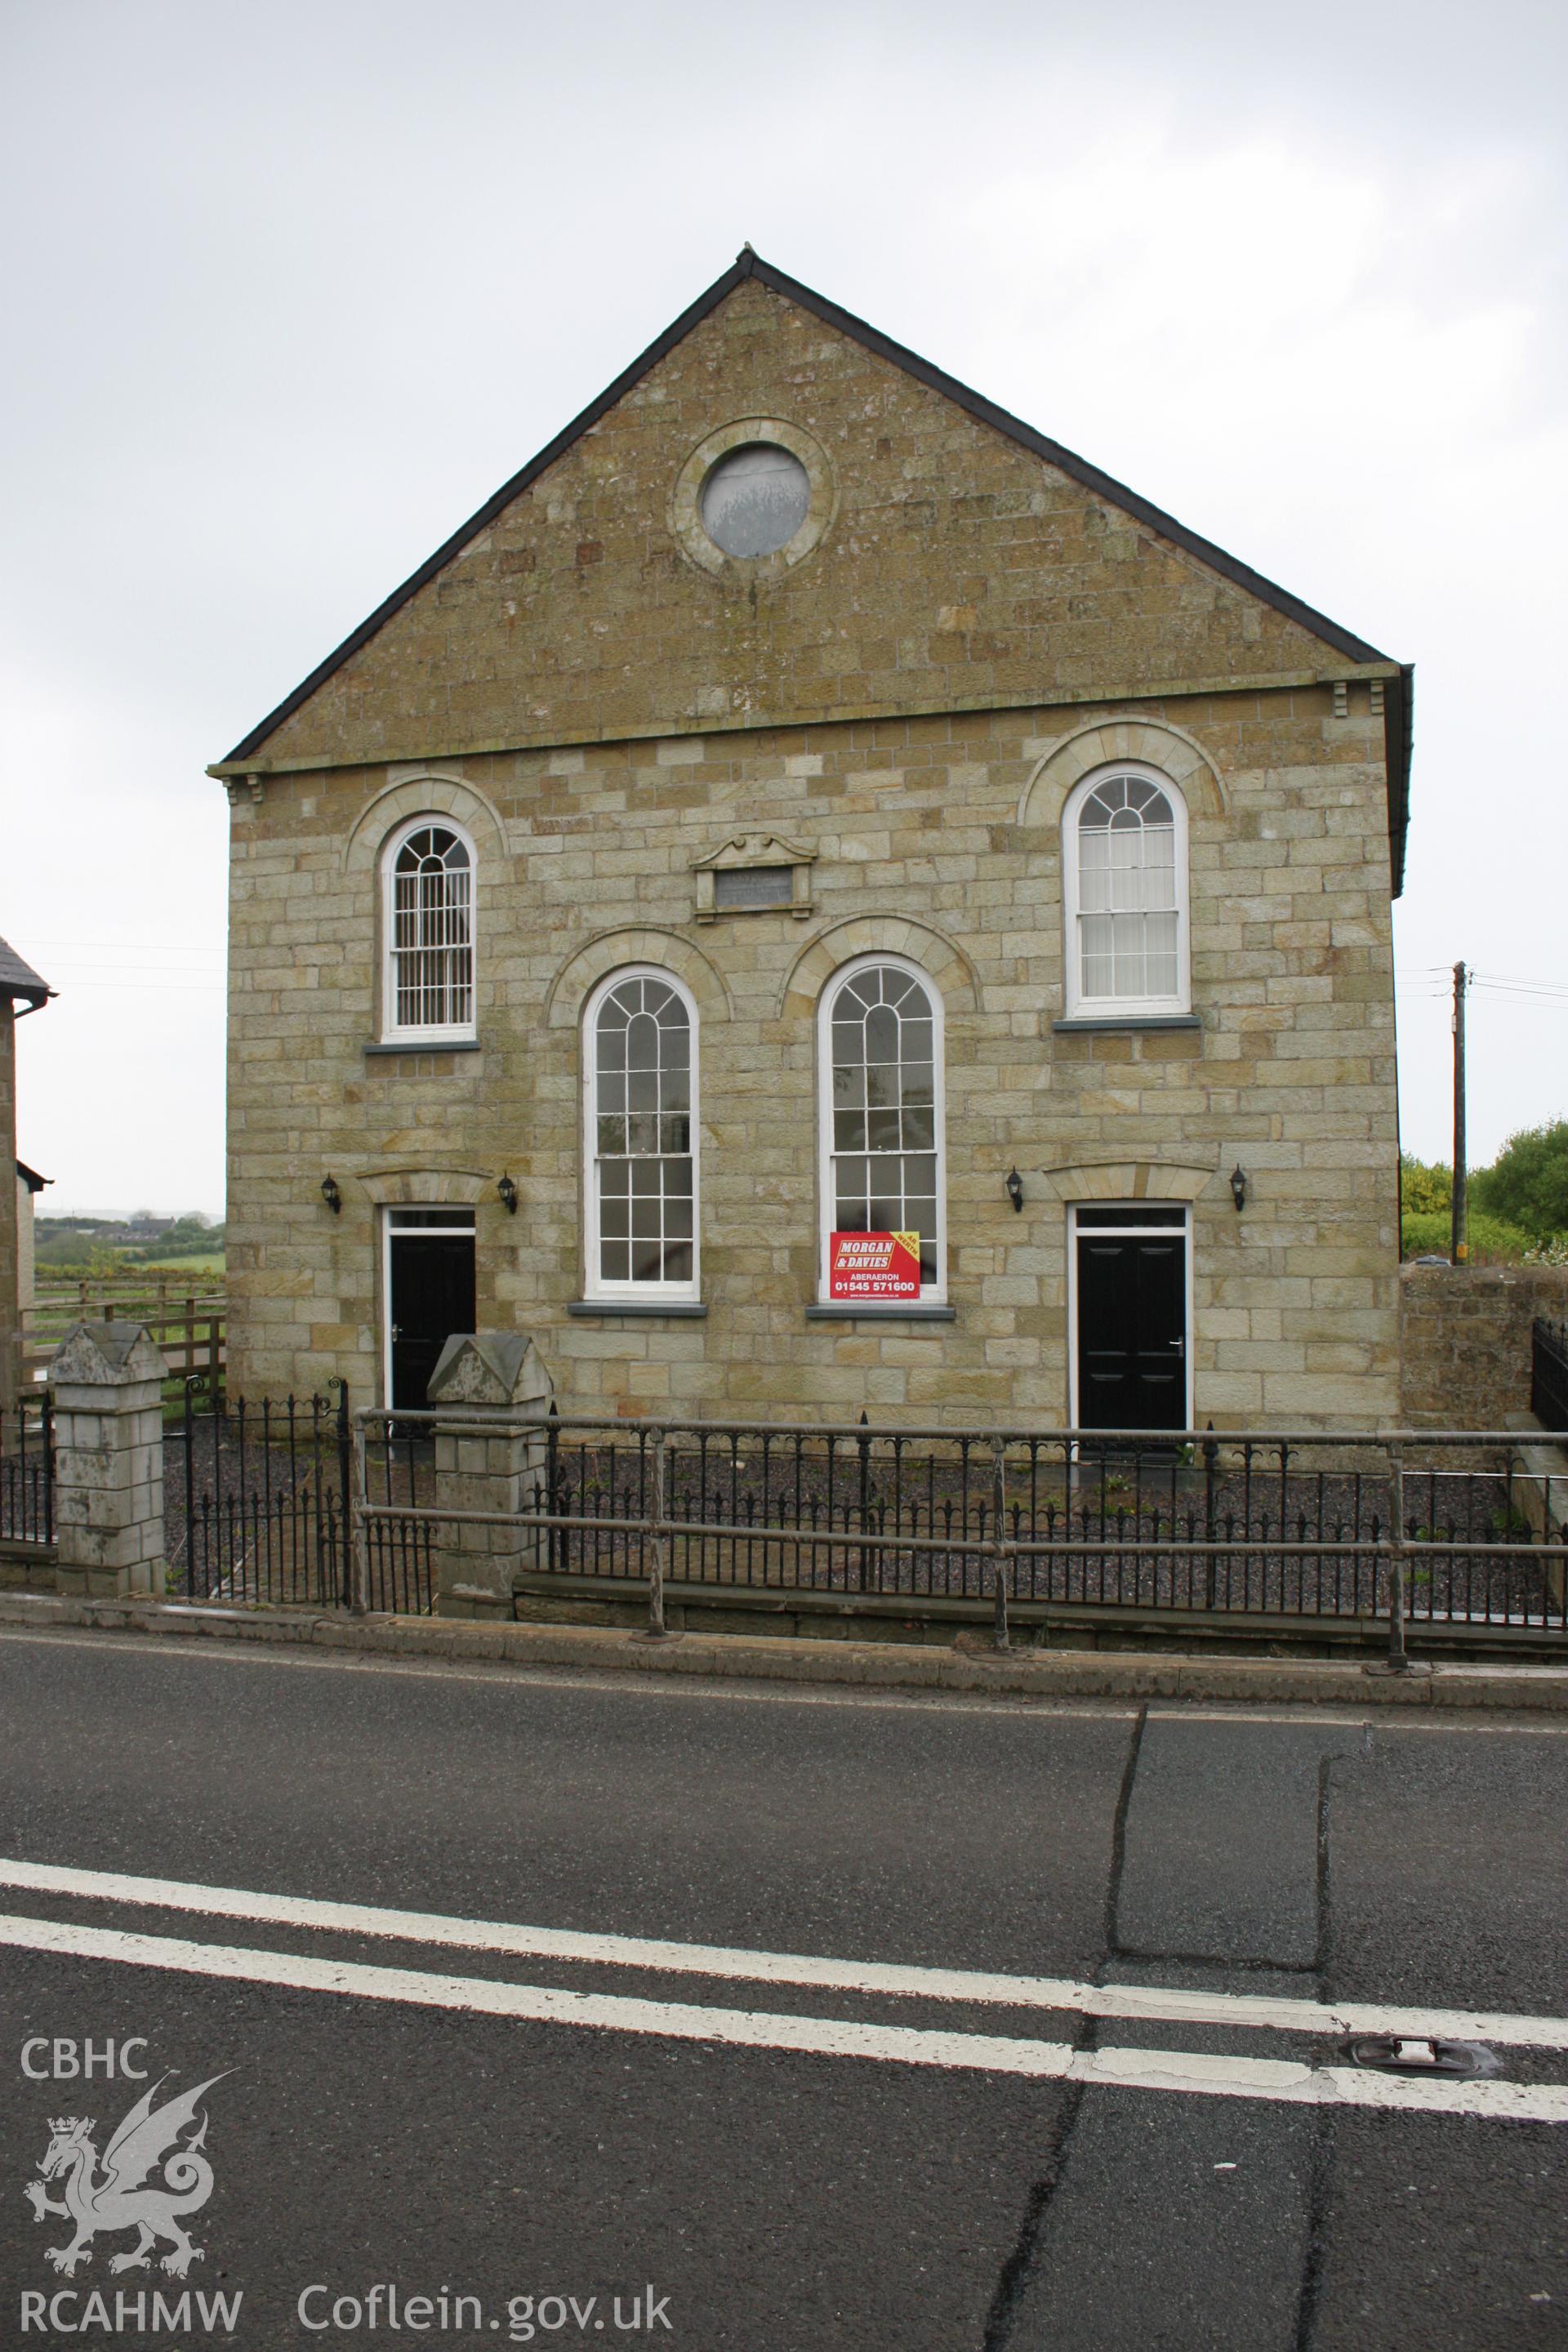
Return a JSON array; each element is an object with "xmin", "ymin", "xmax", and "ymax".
[
  {"xmin": 1401, "ymin": 1154, "xmax": 1451, "ymax": 1215},
  {"xmin": 1471, "ymin": 1120, "xmax": 1568, "ymax": 1244}
]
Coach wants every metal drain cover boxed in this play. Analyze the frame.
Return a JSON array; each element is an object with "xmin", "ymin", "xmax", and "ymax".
[{"xmin": 1347, "ymin": 2035, "xmax": 1502, "ymax": 2078}]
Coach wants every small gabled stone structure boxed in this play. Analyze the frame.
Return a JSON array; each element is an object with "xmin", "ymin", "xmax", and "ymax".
[
  {"xmin": 426, "ymin": 1333, "xmax": 553, "ymax": 1618},
  {"xmin": 50, "ymin": 1321, "xmax": 168, "ymax": 1599}
]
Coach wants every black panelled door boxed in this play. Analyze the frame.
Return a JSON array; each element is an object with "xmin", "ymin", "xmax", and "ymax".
[
  {"xmin": 389, "ymin": 1233, "xmax": 476, "ymax": 1411},
  {"xmin": 1076, "ymin": 1228, "xmax": 1186, "ymax": 1430}
]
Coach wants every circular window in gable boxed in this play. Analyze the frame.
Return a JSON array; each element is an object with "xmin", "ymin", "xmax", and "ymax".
[
  {"xmin": 670, "ymin": 417, "xmax": 835, "ymax": 581},
  {"xmin": 701, "ymin": 444, "xmax": 811, "ymax": 559}
]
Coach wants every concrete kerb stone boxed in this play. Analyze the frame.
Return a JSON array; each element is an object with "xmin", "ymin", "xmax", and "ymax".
[{"xmin": 1, "ymin": 1590, "xmax": 1566, "ymax": 1713}]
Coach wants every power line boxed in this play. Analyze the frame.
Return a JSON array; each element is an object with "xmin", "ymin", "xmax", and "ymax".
[
  {"xmin": 37, "ymin": 978, "xmax": 226, "ymax": 994},
  {"xmin": 9, "ymin": 940, "xmax": 225, "ymax": 960}
]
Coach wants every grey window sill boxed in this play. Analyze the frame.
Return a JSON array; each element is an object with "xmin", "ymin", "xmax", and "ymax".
[
  {"xmin": 567, "ymin": 1300, "xmax": 709, "ymax": 1319},
  {"xmin": 365, "ymin": 1038, "xmax": 483, "ymax": 1057},
  {"xmin": 1051, "ymin": 1014, "xmax": 1202, "ymax": 1034},
  {"xmin": 805, "ymin": 1304, "xmax": 957, "ymax": 1322}
]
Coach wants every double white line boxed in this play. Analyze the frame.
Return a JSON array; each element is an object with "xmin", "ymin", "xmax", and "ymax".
[{"xmin": 2, "ymin": 1860, "xmax": 1564, "ymax": 2124}]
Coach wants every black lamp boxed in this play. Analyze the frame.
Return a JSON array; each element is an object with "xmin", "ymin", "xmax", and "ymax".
[
  {"xmin": 320, "ymin": 1174, "xmax": 341, "ymax": 1214},
  {"xmin": 1229, "ymin": 1165, "xmax": 1249, "ymax": 1213},
  {"xmin": 497, "ymin": 1174, "xmax": 519, "ymax": 1215},
  {"xmin": 1005, "ymin": 1167, "xmax": 1024, "ymax": 1214}
]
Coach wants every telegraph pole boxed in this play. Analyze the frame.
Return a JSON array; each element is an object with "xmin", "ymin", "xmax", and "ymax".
[{"xmin": 1450, "ymin": 961, "xmax": 1468, "ymax": 1266}]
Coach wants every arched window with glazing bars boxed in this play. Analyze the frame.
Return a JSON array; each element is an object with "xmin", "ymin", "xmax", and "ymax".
[
  {"xmin": 585, "ymin": 970, "xmax": 699, "ymax": 1299},
  {"xmin": 381, "ymin": 820, "xmax": 475, "ymax": 1040},
  {"xmin": 1062, "ymin": 768, "xmax": 1190, "ymax": 1018},
  {"xmin": 818, "ymin": 957, "xmax": 945, "ymax": 1303}
]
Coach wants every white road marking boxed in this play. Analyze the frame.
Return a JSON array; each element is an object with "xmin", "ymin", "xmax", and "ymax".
[
  {"xmin": 4, "ymin": 1857, "xmax": 1566, "ymax": 2054},
  {"xmin": 0, "ymin": 1910, "xmax": 1560, "ymax": 2123},
  {"xmin": 1147, "ymin": 1709, "xmax": 1369, "ymax": 1726}
]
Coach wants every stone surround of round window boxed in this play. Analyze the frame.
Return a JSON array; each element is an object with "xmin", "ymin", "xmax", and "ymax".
[
  {"xmin": 670, "ymin": 418, "xmax": 835, "ymax": 581},
  {"xmin": 700, "ymin": 444, "xmax": 811, "ymax": 559}
]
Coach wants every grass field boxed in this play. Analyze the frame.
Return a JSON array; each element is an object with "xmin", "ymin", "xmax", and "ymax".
[{"xmin": 35, "ymin": 1250, "xmax": 226, "ymax": 1283}]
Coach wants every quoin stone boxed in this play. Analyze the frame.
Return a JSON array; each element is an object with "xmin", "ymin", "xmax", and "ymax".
[{"xmin": 211, "ymin": 251, "xmax": 1411, "ymax": 1432}]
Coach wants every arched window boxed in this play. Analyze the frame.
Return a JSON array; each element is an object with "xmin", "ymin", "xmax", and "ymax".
[
  {"xmin": 818, "ymin": 958, "xmax": 945, "ymax": 1303},
  {"xmin": 584, "ymin": 970, "xmax": 699, "ymax": 1299},
  {"xmin": 1062, "ymin": 767, "xmax": 1190, "ymax": 1018},
  {"xmin": 381, "ymin": 819, "xmax": 475, "ymax": 1042}
]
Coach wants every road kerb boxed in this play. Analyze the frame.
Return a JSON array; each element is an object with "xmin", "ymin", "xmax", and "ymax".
[{"xmin": 1, "ymin": 1588, "xmax": 1566, "ymax": 1710}]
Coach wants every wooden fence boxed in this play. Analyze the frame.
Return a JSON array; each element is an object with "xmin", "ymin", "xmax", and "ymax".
[{"xmin": 21, "ymin": 1275, "xmax": 225, "ymax": 1391}]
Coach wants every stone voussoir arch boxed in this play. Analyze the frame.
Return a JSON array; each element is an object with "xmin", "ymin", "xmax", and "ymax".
[
  {"xmin": 1017, "ymin": 716, "xmax": 1227, "ymax": 830},
  {"xmin": 1036, "ymin": 1156, "xmax": 1223, "ymax": 1205},
  {"xmin": 545, "ymin": 928, "xmax": 734, "ymax": 1029},
  {"xmin": 777, "ymin": 916, "xmax": 980, "ymax": 1022},
  {"xmin": 344, "ymin": 773, "xmax": 507, "ymax": 874},
  {"xmin": 353, "ymin": 1167, "xmax": 495, "ymax": 1207}
]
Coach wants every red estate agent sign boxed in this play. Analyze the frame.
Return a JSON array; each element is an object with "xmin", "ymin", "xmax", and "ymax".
[{"xmin": 829, "ymin": 1231, "xmax": 922, "ymax": 1300}]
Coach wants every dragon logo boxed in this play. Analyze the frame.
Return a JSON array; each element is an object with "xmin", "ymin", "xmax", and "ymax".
[{"xmin": 23, "ymin": 2074, "xmax": 229, "ymax": 2279}]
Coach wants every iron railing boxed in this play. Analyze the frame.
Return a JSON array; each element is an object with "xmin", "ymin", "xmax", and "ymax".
[
  {"xmin": 170, "ymin": 1380, "xmax": 432, "ymax": 1614},
  {"xmin": 16, "ymin": 1379, "xmax": 1566, "ymax": 1651},
  {"xmin": 355, "ymin": 1410, "xmax": 1568, "ymax": 1660},
  {"xmin": 1533, "ymin": 1317, "xmax": 1568, "ymax": 1435},
  {"xmin": 0, "ymin": 1393, "xmax": 53, "ymax": 1549}
]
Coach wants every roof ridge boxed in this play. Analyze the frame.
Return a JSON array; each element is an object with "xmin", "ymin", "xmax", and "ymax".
[
  {"xmin": 213, "ymin": 247, "xmax": 1408, "ymax": 889},
  {"xmin": 740, "ymin": 252, "xmax": 1389, "ymax": 666}
]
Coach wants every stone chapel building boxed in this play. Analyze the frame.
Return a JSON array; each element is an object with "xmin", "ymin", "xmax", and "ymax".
[{"xmin": 212, "ymin": 251, "xmax": 1412, "ymax": 1431}]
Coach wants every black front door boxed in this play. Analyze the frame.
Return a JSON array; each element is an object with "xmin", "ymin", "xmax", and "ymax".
[
  {"xmin": 1076, "ymin": 1216, "xmax": 1187, "ymax": 1431},
  {"xmin": 389, "ymin": 1229, "xmax": 476, "ymax": 1410}
]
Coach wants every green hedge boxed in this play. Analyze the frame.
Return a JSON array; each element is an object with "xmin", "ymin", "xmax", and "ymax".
[{"xmin": 1400, "ymin": 1208, "xmax": 1535, "ymax": 1263}]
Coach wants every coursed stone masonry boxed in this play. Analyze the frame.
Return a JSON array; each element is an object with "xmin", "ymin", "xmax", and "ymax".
[
  {"xmin": 216, "ymin": 261, "xmax": 1406, "ymax": 1430},
  {"xmin": 50, "ymin": 1321, "xmax": 167, "ymax": 1600},
  {"xmin": 427, "ymin": 1333, "xmax": 553, "ymax": 1617},
  {"xmin": 1400, "ymin": 1263, "xmax": 1568, "ymax": 1432}
]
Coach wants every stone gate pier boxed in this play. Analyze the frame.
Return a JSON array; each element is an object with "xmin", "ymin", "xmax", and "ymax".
[
  {"xmin": 425, "ymin": 1334, "xmax": 554, "ymax": 1618},
  {"xmin": 50, "ymin": 1321, "xmax": 168, "ymax": 1600}
]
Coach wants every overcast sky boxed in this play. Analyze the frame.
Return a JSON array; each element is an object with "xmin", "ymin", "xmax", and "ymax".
[{"xmin": 3, "ymin": 0, "xmax": 1565, "ymax": 1217}]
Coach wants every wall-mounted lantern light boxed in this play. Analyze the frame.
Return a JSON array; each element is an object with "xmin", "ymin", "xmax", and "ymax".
[
  {"xmin": 320, "ymin": 1174, "xmax": 342, "ymax": 1214},
  {"xmin": 1005, "ymin": 1167, "xmax": 1024, "ymax": 1214},
  {"xmin": 1229, "ymin": 1165, "xmax": 1249, "ymax": 1214},
  {"xmin": 497, "ymin": 1174, "xmax": 519, "ymax": 1215}
]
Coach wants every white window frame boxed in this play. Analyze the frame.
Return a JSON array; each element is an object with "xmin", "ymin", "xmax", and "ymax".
[
  {"xmin": 1066, "ymin": 1201, "xmax": 1194, "ymax": 1431},
  {"xmin": 817, "ymin": 953, "xmax": 947, "ymax": 1307},
  {"xmin": 1062, "ymin": 763, "xmax": 1191, "ymax": 1021},
  {"xmin": 380, "ymin": 815, "xmax": 479, "ymax": 1045},
  {"xmin": 582, "ymin": 966, "xmax": 702, "ymax": 1305}
]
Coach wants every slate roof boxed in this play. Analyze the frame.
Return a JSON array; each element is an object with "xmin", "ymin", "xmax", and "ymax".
[
  {"xmin": 0, "ymin": 936, "xmax": 50, "ymax": 1009},
  {"xmin": 218, "ymin": 248, "xmax": 1413, "ymax": 891}
]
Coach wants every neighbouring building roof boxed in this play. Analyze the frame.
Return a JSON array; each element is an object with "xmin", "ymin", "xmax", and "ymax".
[
  {"xmin": 216, "ymin": 247, "xmax": 1414, "ymax": 891},
  {"xmin": 16, "ymin": 1160, "xmax": 49, "ymax": 1193},
  {"xmin": 0, "ymin": 935, "xmax": 50, "ymax": 1009}
]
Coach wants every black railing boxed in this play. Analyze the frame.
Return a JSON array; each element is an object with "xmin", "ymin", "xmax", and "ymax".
[
  {"xmin": 352, "ymin": 1406, "xmax": 436, "ymax": 1614},
  {"xmin": 170, "ymin": 1381, "xmax": 432, "ymax": 1615},
  {"xmin": 23, "ymin": 1379, "xmax": 1568, "ymax": 1646},
  {"xmin": 1533, "ymin": 1318, "xmax": 1568, "ymax": 1435},
  {"xmin": 0, "ymin": 1394, "xmax": 53, "ymax": 1548},
  {"xmin": 467, "ymin": 1414, "xmax": 1568, "ymax": 1645}
]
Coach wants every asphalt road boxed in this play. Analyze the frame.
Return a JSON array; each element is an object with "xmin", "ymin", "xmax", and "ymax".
[{"xmin": 0, "ymin": 1628, "xmax": 1564, "ymax": 2350}]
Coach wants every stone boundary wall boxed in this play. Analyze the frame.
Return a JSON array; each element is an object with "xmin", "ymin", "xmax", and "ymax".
[{"xmin": 1400, "ymin": 1262, "xmax": 1568, "ymax": 1429}]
